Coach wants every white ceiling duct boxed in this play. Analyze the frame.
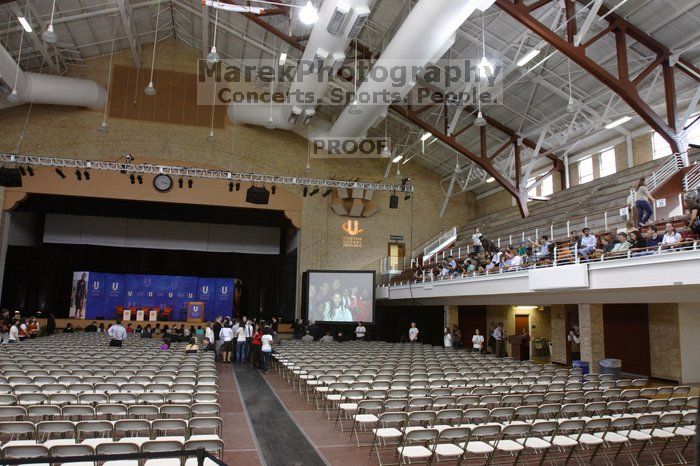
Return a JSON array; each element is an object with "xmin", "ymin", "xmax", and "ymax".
[
  {"xmin": 325, "ymin": 0, "xmax": 495, "ymax": 140},
  {"xmin": 0, "ymin": 44, "xmax": 107, "ymax": 110},
  {"xmin": 229, "ymin": 0, "xmax": 375, "ymax": 131}
]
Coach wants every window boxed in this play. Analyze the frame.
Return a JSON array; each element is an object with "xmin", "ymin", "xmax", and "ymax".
[
  {"xmin": 540, "ymin": 174, "xmax": 553, "ymax": 196},
  {"xmin": 527, "ymin": 178, "xmax": 537, "ymax": 197},
  {"xmin": 599, "ymin": 148, "xmax": 616, "ymax": 177},
  {"xmin": 578, "ymin": 156, "xmax": 593, "ymax": 184},
  {"xmin": 652, "ymin": 132, "xmax": 672, "ymax": 159}
]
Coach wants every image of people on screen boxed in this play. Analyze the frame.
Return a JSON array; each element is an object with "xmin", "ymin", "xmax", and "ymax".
[{"xmin": 308, "ymin": 274, "xmax": 372, "ymax": 323}]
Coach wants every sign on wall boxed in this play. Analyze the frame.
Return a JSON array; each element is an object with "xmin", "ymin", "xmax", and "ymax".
[{"xmin": 342, "ymin": 220, "xmax": 364, "ymax": 248}]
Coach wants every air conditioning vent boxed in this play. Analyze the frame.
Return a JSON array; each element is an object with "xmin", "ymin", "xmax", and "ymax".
[
  {"xmin": 347, "ymin": 6, "xmax": 370, "ymax": 38},
  {"xmin": 312, "ymin": 48, "xmax": 329, "ymax": 73},
  {"xmin": 326, "ymin": 4, "xmax": 350, "ymax": 35}
]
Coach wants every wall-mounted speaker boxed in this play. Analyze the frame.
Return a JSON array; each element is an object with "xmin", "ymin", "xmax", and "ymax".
[
  {"xmin": 0, "ymin": 168, "xmax": 22, "ymax": 187},
  {"xmin": 389, "ymin": 194, "xmax": 399, "ymax": 209},
  {"xmin": 246, "ymin": 186, "xmax": 270, "ymax": 205}
]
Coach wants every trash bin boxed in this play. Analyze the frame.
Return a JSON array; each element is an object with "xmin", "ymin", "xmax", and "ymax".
[
  {"xmin": 572, "ymin": 360, "xmax": 589, "ymax": 375},
  {"xmin": 599, "ymin": 358, "xmax": 622, "ymax": 380}
]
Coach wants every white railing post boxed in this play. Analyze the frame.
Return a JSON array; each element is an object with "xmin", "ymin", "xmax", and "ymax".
[
  {"xmin": 497, "ymin": 237, "xmax": 501, "ymax": 248},
  {"xmin": 604, "ymin": 211, "xmax": 608, "ymax": 231},
  {"xmin": 553, "ymin": 247, "xmax": 558, "ymax": 266},
  {"xmin": 584, "ymin": 216, "xmax": 588, "ymax": 228},
  {"xmin": 574, "ymin": 243, "xmax": 579, "ymax": 264},
  {"xmin": 521, "ymin": 232, "xmax": 525, "ymax": 242},
  {"xmin": 509, "ymin": 235, "xmax": 512, "ymax": 245},
  {"xmin": 535, "ymin": 228, "xmax": 539, "ymax": 240},
  {"xmin": 550, "ymin": 224, "xmax": 554, "ymax": 240},
  {"xmin": 566, "ymin": 220, "xmax": 570, "ymax": 236}
]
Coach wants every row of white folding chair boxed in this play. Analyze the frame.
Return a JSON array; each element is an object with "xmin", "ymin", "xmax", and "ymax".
[
  {"xmin": 0, "ymin": 391, "xmax": 218, "ymax": 407},
  {"xmin": 0, "ymin": 438, "xmax": 225, "ymax": 466},
  {"xmin": 0, "ymin": 376, "xmax": 217, "ymax": 387},
  {"xmin": 0, "ymin": 382, "xmax": 217, "ymax": 395},
  {"xmin": 0, "ymin": 416, "xmax": 222, "ymax": 446},
  {"xmin": 0, "ymin": 403, "xmax": 223, "ymax": 422},
  {"xmin": 0, "ymin": 399, "xmax": 220, "ymax": 417},
  {"xmin": 365, "ymin": 412, "xmax": 694, "ymax": 466}
]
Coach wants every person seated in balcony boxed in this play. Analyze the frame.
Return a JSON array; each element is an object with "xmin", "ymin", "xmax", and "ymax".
[
  {"xmin": 646, "ymin": 224, "xmax": 663, "ymax": 248},
  {"xmin": 465, "ymin": 259, "xmax": 476, "ymax": 274},
  {"xmin": 577, "ymin": 228, "xmax": 597, "ymax": 261},
  {"xmin": 509, "ymin": 250, "xmax": 523, "ymax": 269},
  {"xmin": 446, "ymin": 255, "xmax": 456, "ymax": 268},
  {"xmin": 516, "ymin": 242, "xmax": 527, "ymax": 256},
  {"xmin": 661, "ymin": 222, "xmax": 682, "ymax": 248},
  {"xmin": 522, "ymin": 247, "xmax": 535, "ymax": 266},
  {"xmin": 629, "ymin": 230, "xmax": 648, "ymax": 256},
  {"xmin": 569, "ymin": 230, "xmax": 580, "ymax": 245},
  {"xmin": 439, "ymin": 263, "xmax": 450, "ymax": 278},
  {"xmin": 529, "ymin": 235, "xmax": 551, "ymax": 261},
  {"xmin": 609, "ymin": 232, "xmax": 631, "ymax": 254}
]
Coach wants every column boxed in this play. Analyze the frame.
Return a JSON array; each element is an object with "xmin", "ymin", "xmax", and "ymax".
[
  {"xmin": 550, "ymin": 304, "xmax": 566, "ymax": 365},
  {"xmin": 578, "ymin": 304, "xmax": 605, "ymax": 372},
  {"xmin": 0, "ymin": 188, "xmax": 8, "ymax": 304},
  {"xmin": 444, "ymin": 305, "xmax": 458, "ymax": 330},
  {"xmin": 677, "ymin": 303, "xmax": 700, "ymax": 384}
]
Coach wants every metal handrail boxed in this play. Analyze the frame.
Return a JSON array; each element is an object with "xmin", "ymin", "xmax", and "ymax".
[
  {"xmin": 683, "ymin": 163, "xmax": 700, "ymax": 191},
  {"xmin": 0, "ymin": 447, "xmax": 226, "ymax": 465}
]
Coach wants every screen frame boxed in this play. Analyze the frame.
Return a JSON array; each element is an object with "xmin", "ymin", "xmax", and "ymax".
[{"xmin": 302, "ymin": 270, "xmax": 376, "ymax": 324}]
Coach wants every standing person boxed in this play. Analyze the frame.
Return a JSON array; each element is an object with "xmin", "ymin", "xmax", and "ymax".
[
  {"xmin": 355, "ymin": 321, "xmax": 367, "ymax": 341},
  {"xmin": 292, "ymin": 318, "xmax": 304, "ymax": 340},
  {"xmin": 520, "ymin": 328, "xmax": 531, "ymax": 361},
  {"xmin": 213, "ymin": 318, "xmax": 223, "ymax": 357},
  {"xmin": 568, "ymin": 326, "xmax": 581, "ymax": 361},
  {"xmin": 443, "ymin": 327, "xmax": 452, "ymax": 348},
  {"xmin": 308, "ymin": 320, "xmax": 322, "ymax": 341},
  {"xmin": 271, "ymin": 317, "xmax": 279, "ymax": 338},
  {"xmin": 472, "ymin": 228, "xmax": 483, "ymax": 254},
  {"xmin": 452, "ymin": 325, "xmax": 462, "ymax": 350},
  {"xmin": 235, "ymin": 322, "xmax": 247, "ymax": 365},
  {"xmin": 219, "ymin": 322, "xmax": 234, "ymax": 363},
  {"xmin": 251, "ymin": 324, "xmax": 263, "ymax": 370},
  {"xmin": 107, "ymin": 320, "xmax": 127, "ymax": 347},
  {"xmin": 244, "ymin": 319, "xmax": 254, "ymax": 362},
  {"xmin": 487, "ymin": 323, "xmax": 496, "ymax": 354},
  {"xmin": 472, "ymin": 328, "xmax": 484, "ymax": 353},
  {"xmin": 8, "ymin": 319, "xmax": 19, "ymax": 343},
  {"xmin": 634, "ymin": 177, "xmax": 655, "ymax": 227},
  {"xmin": 408, "ymin": 322, "xmax": 419, "ymax": 343},
  {"xmin": 493, "ymin": 322, "xmax": 506, "ymax": 358},
  {"xmin": 205, "ymin": 325, "xmax": 215, "ymax": 347},
  {"xmin": 0, "ymin": 310, "xmax": 10, "ymax": 344},
  {"xmin": 261, "ymin": 329, "xmax": 274, "ymax": 374}
]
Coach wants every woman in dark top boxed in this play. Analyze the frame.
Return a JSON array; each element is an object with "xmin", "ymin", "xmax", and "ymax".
[{"xmin": 629, "ymin": 230, "xmax": 647, "ymax": 254}]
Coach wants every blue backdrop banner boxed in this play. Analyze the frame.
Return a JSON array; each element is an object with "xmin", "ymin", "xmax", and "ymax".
[{"xmin": 78, "ymin": 272, "xmax": 234, "ymax": 321}]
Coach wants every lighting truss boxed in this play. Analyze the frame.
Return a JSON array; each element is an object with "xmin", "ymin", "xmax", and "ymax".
[{"xmin": 0, "ymin": 153, "xmax": 414, "ymax": 193}]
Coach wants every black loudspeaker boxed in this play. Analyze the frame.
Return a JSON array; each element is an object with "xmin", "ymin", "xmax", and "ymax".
[
  {"xmin": 0, "ymin": 168, "xmax": 22, "ymax": 187},
  {"xmin": 246, "ymin": 186, "xmax": 270, "ymax": 205},
  {"xmin": 389, "ymin": 194, "xmax": 399, "ymax": 209}
]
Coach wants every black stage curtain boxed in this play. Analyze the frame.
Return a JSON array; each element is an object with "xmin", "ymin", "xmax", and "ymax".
[
  {"xmin": 374, "ymin": 304, "xmax": 445, "ymax": 346},
  {"xmin": 1, "ymin": 244, "xmax": 297, "ymax": 323}
]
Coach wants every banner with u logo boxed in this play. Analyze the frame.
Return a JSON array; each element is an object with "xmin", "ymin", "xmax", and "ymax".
[{"xmin": 74, "ymin": 271, "xmax": 235, "ymax": 321}]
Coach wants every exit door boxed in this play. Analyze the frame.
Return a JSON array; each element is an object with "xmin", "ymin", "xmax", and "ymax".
[{"xmin": 388, "ymin": 242, "xmax": 406, "ymax": 269}]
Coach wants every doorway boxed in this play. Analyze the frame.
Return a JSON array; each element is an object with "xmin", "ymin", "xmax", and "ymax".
[
  {"xmin": 458, "ymin": 306, "xmax": 487, "ymax": 348},
  {"xmin": 388, "ymin": 242, "xmax": 406, "ymax": 270},
  {"xmin": 515, "ymin": 314, "xmax": 529, "ymax": 335}
]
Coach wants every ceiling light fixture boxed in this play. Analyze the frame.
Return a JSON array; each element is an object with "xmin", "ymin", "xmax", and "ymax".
[
  {"xmin": 207, "ymin": 9, "xmax": 220, "ymax": 64},
  {"xmin": 605, "ymin": 116, "xmax": 631, "ymax": 129},
  {"xmin": 145, "ymin": 0, "xmax": 162, "ymax": 96},
  {"xmin": 474, "ymin": 110, "xmax": 486, "ymax": 127},
  {"xmin": 421, "ymin": 132, "xmax": 432, "ymax": 142},
  {"xmin": 392, "ymin": 154, "xmax": 403, "ymax": 163},
  {"xmin": 566, "ymin": 97, "xmax": 576, "ymax": 113},
  {"xmin": 278, "ymin": 52, "xmax": 287, "ymax": 66},
  {"xmin": 516, "ymin": 48, "xmax": 540, "ymax": 67},
  {"xmin": 17, "ymin": 16, "xmax": 32, "ymax": 33},
  {"xmin": 42, "ymin": 0, "xmax": 58, "ymax": 43},
  {"xmin": 299, "ymin": 1, "xmax": 319, "ymax": 25},
  {"xmin": 486, "ymin": 177, "xmax": 495, "ymax": 183}
]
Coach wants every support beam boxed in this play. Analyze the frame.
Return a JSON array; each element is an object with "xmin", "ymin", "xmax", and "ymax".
[
  {"xmin": 495, "ymin": 0, "xmax": 681, "ymax": 154},
  {"xmin": 116, "ymin": 0, "xmax": 141, "ymax": 67},
  {"xmin": 573, "ymin": 0, "xmax": 603, "ymax": 47}
]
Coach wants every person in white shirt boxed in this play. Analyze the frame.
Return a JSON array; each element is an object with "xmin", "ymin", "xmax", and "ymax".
[
  {"xmin": 219, "ymin": 323, "xmax": 234, "ymax": 362},
  {"xmin": 577, "ymin": 228, "xmax": 598, "ymax": 261},
  {"xmin": 408, "ymin": 322, "xmax": 419, "ymax": 343},
  {"xmin": 244, "ymin": 320, "xmax": 254, "ymax": 362},
  {"xmin": 661, "ymin": 223, "xmax": 682, "ymax": 247},
  {"xmin": 443, "ymin": 328, "xmax": 452, "ymax": 348},
  {"xmin": 355, "ymin": 322, "xmax": 367, "ymax": 341},
  {"xmin": 235, "ymin": 324, "xmax": 247, "ymax": 365},
  {"xmin": 8, "ymin": 320, "xmax": 19, "ymax": 343},
  {"xmin": 472, "ymin": 329, "xmax": 484, "ymax": 353},
  {"xmin": 509, "ymin": 253, "xmax": 523, "ymax": 269},
  {"xmin": 107, "ymin": 320, "xmax": 127, "ymax": 347},
  {"xmin": 205, "ymin": 325, "xmax": 215, "ymax": 344},
  {"xmin": 260, "ymin": 330, "xmax": 274, "ymax": 373},
  {"xmin": 472, "ymin": 228, "xmax": 482, "ymax": 254}
]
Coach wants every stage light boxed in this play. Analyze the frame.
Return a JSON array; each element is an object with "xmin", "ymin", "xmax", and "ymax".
[
  {"xmin": 235, "ymin": 182, "xmax": 240, "ymax": 191},
  {"xmin": 303, "ymin": 187, "xmax": 308, "ymax": 197},
  {"xmin": 137, "ymin": 175, "xmax": 143, "ymax": 184},
  {"xmin": 75, "ymin": 169, "xmax": 82, "ymax": 181},
  {"xmin": 228, "ymin": 182, "xmax": 233, "ymax": 192},
  {"xmin": 55, "ymin": 168, "xmax": 66, "ymax": 179},
  {"xmin": 309, "ymin": 187, "xmax": 319, "ymax": 196},
  {"xmin": 18, "ymin": 166, "xmax": 26, "ymax": 176},
  {"xmin": 83, "ymin": 170, "xmax": 90, "ymax": 180},
  {"xmin": 322, "ymin": 188, "xmax": 332, "ymax": 197},
  {"xmin": 27, "ymin": 166, "xmax": 34, "ymax": 176},
  {"xmin": 188, "ymin": 179, "xmax": 193, "ymax": 189},
  {"xmin": 178, "ymin": 178, "xmax": 184, "ymax": 188},
  {"xmin": 130, "ymin": 174, "xmax": 135, "ymax": 184},
  {"xmin": 271, "ymin": 185, "xmax": 276, "ymax": 194},
  {"xmin": 404, "ymin": 193, "xmax": 411, "ymax": 201}
]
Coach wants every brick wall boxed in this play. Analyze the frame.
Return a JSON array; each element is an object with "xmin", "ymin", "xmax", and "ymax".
[
  {"xmin": 579, "ymin": 303, "xmax": 605, "ymax": 372},
  {"xmin": 648, "ymin": 303, "xmax": 681, "ymax": 381},
  {"xmin": 550, "ymin": 305, "xmax": 566, "ymax": 365}
]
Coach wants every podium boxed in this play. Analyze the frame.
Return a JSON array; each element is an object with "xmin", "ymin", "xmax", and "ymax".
[
  {"xmin": 186, "ymin": 302, "xmax": 205, "ymax": 322},
  {"xmin": 509, "ymin": 334, "xmax": 530, "ymax": 361}
]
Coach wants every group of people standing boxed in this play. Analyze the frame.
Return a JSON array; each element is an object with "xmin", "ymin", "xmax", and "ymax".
[
  {"xmin": 0, "ymin": 310, "xmax": 43, "ymax": 343},
  {"xmin": 213, "ymin": 316, "xmax": 275, "ymax": 373}
]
